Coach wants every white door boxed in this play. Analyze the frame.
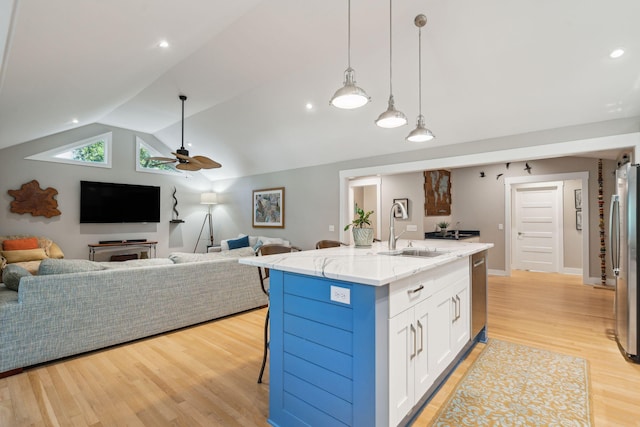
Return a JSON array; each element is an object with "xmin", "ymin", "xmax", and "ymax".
[{"xmin": 512, "ymin": 183, "xmax": 562, "ymax": 272}]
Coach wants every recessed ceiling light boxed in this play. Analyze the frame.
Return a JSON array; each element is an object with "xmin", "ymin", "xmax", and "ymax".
[
  {"xmin": 159, "ymin": 40, "xmax": 169, "ymax": 48},
  {"xmin": 305, "ymin": 103, "xmax": 313, "ymax": 110},
  {"xmin": 610, "ymin": 48, "xmax": 625, "ymax": 58},
  {"xmin": 71, "ymin": 118, "xmax": 79, "ymax": 124}
]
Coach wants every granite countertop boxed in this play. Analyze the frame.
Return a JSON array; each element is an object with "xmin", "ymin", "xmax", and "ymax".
[{"xmin": 239, "ymin": 240, "xmax": 493, "ymax": 286}]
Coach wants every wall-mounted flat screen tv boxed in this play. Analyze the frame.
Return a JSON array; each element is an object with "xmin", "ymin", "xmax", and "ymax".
[{"xmin": 80, "ymin": 180, "xmax": 161, "ymax": 223}]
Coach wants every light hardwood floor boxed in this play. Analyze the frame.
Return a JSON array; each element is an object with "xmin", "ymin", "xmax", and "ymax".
[{"xmin": 1, "ymin": 271, "xmax": 640, "ymax": 426}]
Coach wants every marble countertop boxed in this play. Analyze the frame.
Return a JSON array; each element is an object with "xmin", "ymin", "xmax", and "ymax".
[{"xmin": 239, "ymin": 239, "xmax": 493, "ymax": 286}]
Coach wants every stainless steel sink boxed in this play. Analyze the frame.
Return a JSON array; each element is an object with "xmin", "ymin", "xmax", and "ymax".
[{"xmin": 384, "ymin": 248, "xmax": 449, "ymax": 258}]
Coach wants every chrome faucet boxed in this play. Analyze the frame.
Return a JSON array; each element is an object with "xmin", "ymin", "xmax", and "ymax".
[{"xmin": 389, "ymin": 201, "xmax": 409, "ymax": 250}]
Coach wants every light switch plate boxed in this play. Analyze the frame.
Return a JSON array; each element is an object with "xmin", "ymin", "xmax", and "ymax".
[
  {"xmin": 406, "ymin": 224, "xmax": 418, "ymax": 232},
  {"xmin": 330, "ymin": 286, "xmax": 351, "ymax": 305}
]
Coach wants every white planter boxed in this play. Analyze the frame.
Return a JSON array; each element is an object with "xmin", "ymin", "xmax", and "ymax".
[{"xmin": 352, "ymin": 227, "xmax": 374, "ymax": 247}]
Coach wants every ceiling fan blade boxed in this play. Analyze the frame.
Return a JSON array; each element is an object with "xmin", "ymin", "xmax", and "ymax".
[
  {"xmin": 149, "ymin": 156, "xmax": 176, "ymax": 162},
  {"xmin": 176, "ymin": 162, "xmax": 201, "ymax": 171},
  {"xmin": 192, "ymin": 155, "xmax": 221, "ymax": 169}
]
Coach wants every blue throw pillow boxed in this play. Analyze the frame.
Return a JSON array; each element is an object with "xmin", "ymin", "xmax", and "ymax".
[{"xmin": 227, "ymin": 235, "xmax": 250, "ymax": 250}]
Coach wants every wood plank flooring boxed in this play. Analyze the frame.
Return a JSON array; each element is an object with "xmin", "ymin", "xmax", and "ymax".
[{"xmin": 1, "ymin": 270, "xmax": 639, "ymax": 426}]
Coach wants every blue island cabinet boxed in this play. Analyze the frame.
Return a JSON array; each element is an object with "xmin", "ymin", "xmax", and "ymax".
[{"xmin": 268, "ymin": 270, "xmax": 390, "ymax": 427}]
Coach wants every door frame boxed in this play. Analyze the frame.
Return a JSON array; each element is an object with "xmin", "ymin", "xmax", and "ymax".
[
  {"xmin": 511, "ymin": 180, "xmax": 564, "ymax": 273},
  {"xmin": 344, "ymin": 177, "xmax": 382, "ymax": 244},
  {"xmin": 504, "ymin": 172, "xmax": 589, "ymax": 283}
]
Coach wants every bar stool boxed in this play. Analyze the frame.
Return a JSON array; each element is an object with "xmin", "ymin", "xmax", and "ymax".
[{"xmin": 255, "ymin": 244, "xmax": 300, "ymax": 383}]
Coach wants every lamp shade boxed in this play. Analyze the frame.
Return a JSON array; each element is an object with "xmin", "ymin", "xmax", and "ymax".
[{"xmin": 200, "ymin": 192, "xmax": 218, "ymax": 205}]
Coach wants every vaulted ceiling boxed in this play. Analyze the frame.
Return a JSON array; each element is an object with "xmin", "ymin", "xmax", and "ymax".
[{"xmin": 1, "ymin": 0, "xmax": 639, "ymax": 180}]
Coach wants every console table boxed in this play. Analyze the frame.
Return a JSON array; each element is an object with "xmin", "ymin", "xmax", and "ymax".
[{"xmin": 88, "ymin": 241, "xmax": 158, "ymax": 261}]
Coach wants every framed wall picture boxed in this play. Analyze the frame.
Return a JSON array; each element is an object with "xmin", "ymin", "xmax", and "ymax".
[
  {"xmin": 393, "ymin": 198, "xmax": 409, "ymax": 218},
  {"xmin": 253, "ymin": 187, "xmax": 285, "ymax": 228},
  {"xmin": 576, "ymin": 210, "xmax": 582, "ymax": 231},
  {"xmin": 574, "ymin": 189, "xmax": 582, "ymax": 209},
  {"xmin": 424, "ymin": 170, "xmax": 452, "ymax": 216}
]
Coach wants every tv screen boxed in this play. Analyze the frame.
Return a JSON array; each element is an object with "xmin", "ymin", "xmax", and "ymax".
[{"xmin": 80, "ymin": 181, "xmax": 161, "ymax": 223}]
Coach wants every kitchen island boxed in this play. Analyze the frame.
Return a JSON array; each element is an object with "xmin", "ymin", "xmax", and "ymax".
[{"xmin": 240, "ymin": 239, "xmax": 493, "ymax": 427}]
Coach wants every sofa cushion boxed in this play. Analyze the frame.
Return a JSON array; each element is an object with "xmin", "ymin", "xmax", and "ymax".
[
  {"xmin": 3, "ymin": 237, "xmax": 39, "ymax": 251},
  {"xmin": 227, "ymin": 235, "xmax": 250, "ymax": 250},
  {"xmin": 47, "ymin": 242, "xmax": 65, "ymax": 259},
  {"xmin": 38, "ymin": 259, "xmax": 106, "ymax": 275},
  {"xmin": 99, "ymin": 258, "xmax": 174, "ymax": 269},
  {"xmin": 1, "ymin": 248, "xmax": 48, "ymax": 264},
  {"xmin": 2, "ymin": 264, "xmax": 32, "ymax": 291},
  {"xmin": 170, "ymin": 247, "xmax": 255, "ymax": 264}
]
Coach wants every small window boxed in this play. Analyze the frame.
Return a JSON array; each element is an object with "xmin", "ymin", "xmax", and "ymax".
[
  {"xmin": 26, "ymin": 132, "xmax": 112, "ymax": 168},
  {"xmin": 136, "ymin": 137, "xmax": 182, "ymax": 175}
]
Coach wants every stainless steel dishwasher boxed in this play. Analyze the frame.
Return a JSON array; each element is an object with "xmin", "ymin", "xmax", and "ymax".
[{"xmin": 471, "ymin": 250, "xmax": 488, "ymax": 343}]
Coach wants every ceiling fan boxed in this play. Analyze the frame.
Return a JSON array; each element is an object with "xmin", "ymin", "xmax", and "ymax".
[{"xmin": 150, "ymin": 95, "xmax": 221, "ymax": 171}]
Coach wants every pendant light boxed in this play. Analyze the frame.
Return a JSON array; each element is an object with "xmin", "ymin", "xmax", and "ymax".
[
  {"xmin": 330, "ymin": 0, "xmax": 370, "ymax": 109},
  {"xmin": 406, "ymin": 14, "xmax": 435, "ymax": 142},
  {"xmin": 375, "ymin": 0, "xmax": 407, "ymax": 128}
]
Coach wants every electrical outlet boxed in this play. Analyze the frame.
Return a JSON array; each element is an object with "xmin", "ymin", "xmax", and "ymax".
[
  {"xmin": 498, "ymin": 223, "xmax": 504, "ymax": 230},
  {"xmin": 330, "ymin": 286, "xmax": 351, "ymax": 305},
  {"xmin": 406, "ymin": 224, "xmax": 418, "ymax": 232},
  {"xmin": 329, "ymin": 225, "xmax": 335, "ymax": 232}
]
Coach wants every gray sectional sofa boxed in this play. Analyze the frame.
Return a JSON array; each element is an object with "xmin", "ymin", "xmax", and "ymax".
[{"xmin": 0, "ymin": 248, "xmax": 265, "ymax": 375}]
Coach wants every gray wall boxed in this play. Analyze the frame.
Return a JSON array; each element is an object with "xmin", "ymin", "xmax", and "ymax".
[
  {"xmin": 0, "ymin": 117, "xmax": 634, "ymax": 272},
  {"xmin": 0, "ymin": 124, "xmax": 212, "ymax": 260},
  {"xmin": 447, "ymin": 157, "xmax": 616, "ymax": 276}
]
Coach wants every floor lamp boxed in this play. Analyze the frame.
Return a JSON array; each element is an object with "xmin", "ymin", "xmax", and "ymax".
[{"xmin": 194, "ymin": 192, "xmax": 217, "ymax": 252}]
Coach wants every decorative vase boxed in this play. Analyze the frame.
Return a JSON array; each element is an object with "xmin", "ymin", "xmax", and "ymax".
[
  {"xmin": 352, "ymin": 227, "xmax": 374, "ymax": 247},
  {"xmin": 439, "ymin": 228, "xmax": 448, "ymax": 237}
]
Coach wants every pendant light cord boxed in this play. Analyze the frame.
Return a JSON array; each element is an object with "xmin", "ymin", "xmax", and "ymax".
[
  {"xmin": 389, "ymin": 0, "xmax": 393, "ymax": 94},
  {"xmin": 347, "ymin": 0, "xmax": 352, "ymax": 69},
  {"xmin": 418, "ymin": 24, "xmax": 422, "ymax": 116},
  {"xmin": 181, "ymin": 97, "xmax": 185, "ymax": 149}
]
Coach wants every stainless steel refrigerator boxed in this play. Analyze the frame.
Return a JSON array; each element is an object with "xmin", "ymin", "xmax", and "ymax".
[{"xmin": 610, "ymin": 162, "xmax": 640, "ymax": 363}]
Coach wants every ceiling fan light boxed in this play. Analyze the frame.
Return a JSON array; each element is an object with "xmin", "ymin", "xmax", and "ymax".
[
  {"xmin": 406, "ymin": 115, "xmax": 434, "ymax": 142},
  {"xmin": 375, "ymin": 95, "xmax": 407, "ymax": 128},
  {"xmin": 330, "ymin": 68, "xmax": 371, "ymax": 110}
]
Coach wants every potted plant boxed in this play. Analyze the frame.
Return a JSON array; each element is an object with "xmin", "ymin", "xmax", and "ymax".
[
  {"xmin": 344, "ymin": 206, "xmax": 375, "ymax": 247},
  {"xmin": 437, "ymin": 221, "xmax": 450, "ymax": 237}
]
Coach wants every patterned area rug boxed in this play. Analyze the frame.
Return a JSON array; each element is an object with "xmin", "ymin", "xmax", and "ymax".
[{"xmin": 429, "ymin": 339, "xmax": 592, "ymax": 426}]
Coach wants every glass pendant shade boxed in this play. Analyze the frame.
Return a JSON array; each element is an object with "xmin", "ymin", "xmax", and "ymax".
[
  {"xmin": 375, "ymin": 94, "xmax": 407, "ymax": 128},
  {"xmin": 330, "ymin": 68, "xmax": 370, "ymax": 109},
  {"xmin": 406, "ymin": 115, "xmax": 434, "ymax": 142}
]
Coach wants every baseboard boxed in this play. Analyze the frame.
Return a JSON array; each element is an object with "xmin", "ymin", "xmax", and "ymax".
[
  {"xmin": 562, "ymin": 268, "xmax": 583, "ymax": 275},
  {"xmin": 488, "ymin": 269, "xmax": 507, "ymax": 276},
  {"xmin": 586, "ymin": 276, "xmax": 615, "ymax": 287}
]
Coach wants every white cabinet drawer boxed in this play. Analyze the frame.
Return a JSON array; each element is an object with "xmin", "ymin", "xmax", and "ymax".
[{"xmin": 389, "ymin": 258, "xmax": 469, "ymax": 318}]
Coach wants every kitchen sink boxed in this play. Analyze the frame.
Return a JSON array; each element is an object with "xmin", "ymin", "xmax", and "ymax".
[{"xmin": 383, "ymin": 248, "xmax": 450, "ymax": 258}]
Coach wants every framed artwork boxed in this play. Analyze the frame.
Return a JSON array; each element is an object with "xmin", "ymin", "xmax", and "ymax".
[
  {"xmin": 253, "ymin": 187, "xmax": 285, "ymax": 228},
  {"xmin": 576, "ymin": 210, "xmax": 582, "ymax": 231},
  {"xmin": 574, "ymin": 189, "xmax": 582, "ymax": 209},
  {"xmin": 393, "ymin": 198, "xmax": 409, "ymax": 218},
  {"xmin": 424, "ymin": 170, "xmax": 452, "ymax": 216}
]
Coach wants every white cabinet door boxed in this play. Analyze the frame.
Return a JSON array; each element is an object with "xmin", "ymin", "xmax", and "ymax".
[
  {"xmin": 389, "ymin": 309, "xmax": 414, "ymax": 426},
  {"xmin": 428, "ymin": 286, "xmax": 454, "ymax": 375},
  {"xmin": 413, "ymin": 298, "xmax": 433, "ymax": 400},
  {"xmin": 451, "ymin": 275, "xmax": 470, "ymax": 354}
]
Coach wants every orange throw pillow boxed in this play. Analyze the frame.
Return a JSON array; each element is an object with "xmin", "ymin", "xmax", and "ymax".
[{"xmin": 3, "ymin": 237, "xmax": 39, "ymax": 251}]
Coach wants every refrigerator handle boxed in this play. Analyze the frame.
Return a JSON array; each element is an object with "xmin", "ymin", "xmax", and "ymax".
[{"xmin": 609, "ymin": 194, "xmax": 620, "ymax": 276}]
